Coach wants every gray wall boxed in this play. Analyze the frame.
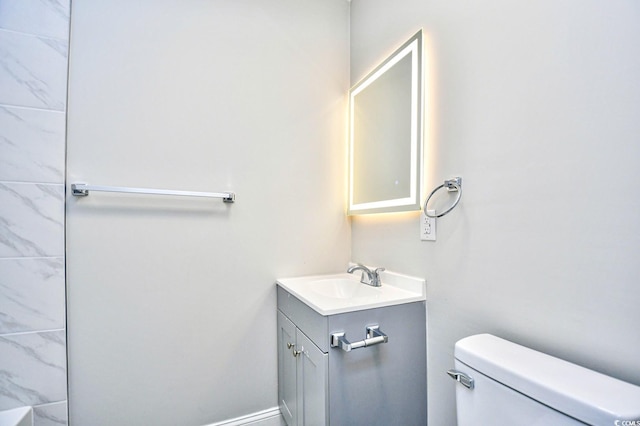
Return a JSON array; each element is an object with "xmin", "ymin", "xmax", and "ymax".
[
  {"xmin": 0, "ymin": 0, "xmax": 69, "ymax": 424},
  {"xmin": 65, "ymin": 0, "xmax": 350, "ymax": 424},
  {"xmin": 349, "ymin": 0, "xmax": 640, "ymax": 424}
]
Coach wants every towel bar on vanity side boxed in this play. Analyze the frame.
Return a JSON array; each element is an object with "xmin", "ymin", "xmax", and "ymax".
[
  {"xmin": 71, "ymin": 183, "xmax": 235, "ymax": 203},
  {"xmin": 330, "ymin": 325, "xmax": 388, "ymax": 352}
]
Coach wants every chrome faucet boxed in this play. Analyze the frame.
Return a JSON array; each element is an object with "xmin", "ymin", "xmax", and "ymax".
[{"xmin": 347, "ymin": 264, "xmax": 385, "ymax": 287}]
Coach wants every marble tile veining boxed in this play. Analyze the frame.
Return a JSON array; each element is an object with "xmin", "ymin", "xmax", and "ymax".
[
  {"xmin": 0, "ymin": 0, "xmax": 70, "ymax": 40},
  {"xmin": 0, "ymin": 29, "xmax": 68, "ymax": 111},
  {"xmin": 0, "ymin": 182, "xmax": 64, "ymax": 257},
  {"xmin": 33, "ymin": 401, "xmax": 67, "ymax": 426},
  {"xmin": 0, "ymin": 330, "xmax": 67, "ymax": 410},
  {"xmin": 0, "ymin": 1, "xmax": 69, "ymax": 423},
  {"xmin": 0, "ymin": 258, "xmax": 65, "ymax": 334},
  {"xmin": 0, "ymin": 106, "xmax": 65, "ymax": 183}
]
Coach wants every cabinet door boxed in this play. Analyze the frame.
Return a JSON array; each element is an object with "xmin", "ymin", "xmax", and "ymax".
[
  {"xmin": 296, "ymin": 330, "xmax": 328, "ymax": 426},
  {"xmin": 278, "ymin": 311, "xmax": 298, "ymax": 426}
]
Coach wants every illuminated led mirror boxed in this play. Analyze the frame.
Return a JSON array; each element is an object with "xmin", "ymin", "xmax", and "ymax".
[{"xmin": 348, "ymin": 31, "xmax": 423, "ymax": 215}]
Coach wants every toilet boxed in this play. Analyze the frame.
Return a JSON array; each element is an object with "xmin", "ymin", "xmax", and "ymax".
[{"xmin": 450, "ymin": 334, "xmax": 640, "ymax": 425}]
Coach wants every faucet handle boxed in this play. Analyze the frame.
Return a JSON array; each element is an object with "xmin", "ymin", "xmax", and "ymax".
[{"xmin": 369, "ymin": 267, "xmax": 385, "ymax": 287}]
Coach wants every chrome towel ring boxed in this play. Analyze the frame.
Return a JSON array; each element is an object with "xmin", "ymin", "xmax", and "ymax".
[{"xmin": 423, "ymin": 177, "xmax": 462, "ymax": 218}]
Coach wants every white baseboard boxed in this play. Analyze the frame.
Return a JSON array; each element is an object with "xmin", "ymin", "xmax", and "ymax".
[{"xmin": 205, "ymin": 407, "xmax": 284, "ymax": 426}]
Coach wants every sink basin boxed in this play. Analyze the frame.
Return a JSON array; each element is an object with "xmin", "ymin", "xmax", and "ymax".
[
  {"xmin": 307, "ymin": 278, "xmax": 381, "ymax": 299},
  {"xmin": 277, "ymin": 270, "xmax": 426, "ymax": 315}
]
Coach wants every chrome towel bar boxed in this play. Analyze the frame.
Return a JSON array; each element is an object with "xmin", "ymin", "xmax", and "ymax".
[
  {"xmin": 71, "ymin": 183, "xmax": 235, "ymax": 203},
  {"xmin": 330, "ymin": 325, "xmax": 388, "ymax": 352}
]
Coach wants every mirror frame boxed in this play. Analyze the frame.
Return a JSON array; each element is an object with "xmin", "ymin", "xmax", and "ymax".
[{"xmin": 348, "ymin": 30, "xmax": 423, "ymax": 215}]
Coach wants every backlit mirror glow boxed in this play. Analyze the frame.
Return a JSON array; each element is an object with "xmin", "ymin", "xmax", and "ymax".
[{"xmin": 348, "ymin": 31, "xmax": 423, "ymax": 215}]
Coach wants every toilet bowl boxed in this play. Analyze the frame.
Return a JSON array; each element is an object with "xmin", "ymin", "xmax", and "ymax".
[{"xmin": 450, "ymin": 334, "xmax": 640, "ymax": 425}]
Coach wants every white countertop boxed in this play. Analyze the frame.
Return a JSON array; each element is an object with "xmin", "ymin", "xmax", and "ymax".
[{"xmin": 276, "ymin": 270, "xmax": 426, "ymax": 316}]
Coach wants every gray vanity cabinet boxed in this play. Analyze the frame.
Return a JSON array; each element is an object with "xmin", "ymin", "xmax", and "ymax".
[
  {"xmin": 278, "ymin": 311, "xmax": 328, "ymax": 426},
  {"xmin": 277, "ymin": 286, "xmax": 427, "ymax": 426}
]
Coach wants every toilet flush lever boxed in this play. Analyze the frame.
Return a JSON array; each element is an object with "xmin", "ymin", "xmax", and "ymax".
[{"xmin": 447, "ymin": 369, "xmax": 474, "ymax": 389}]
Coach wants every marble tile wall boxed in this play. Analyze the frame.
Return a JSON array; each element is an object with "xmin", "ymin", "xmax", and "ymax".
[{"xmin": 0, "ymin": 0, "xmax": 70, "ymax": 424}]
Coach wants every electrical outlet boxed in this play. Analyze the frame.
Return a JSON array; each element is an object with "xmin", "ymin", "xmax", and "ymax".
[{"xmin": 420, "ymin": 210, "xmax": 436, "ymax": 241}]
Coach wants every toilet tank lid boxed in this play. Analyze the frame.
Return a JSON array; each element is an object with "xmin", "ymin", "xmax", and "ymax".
[{"xmin": 455, "ymin": 334, "xmax": 640, "ymax": 425}]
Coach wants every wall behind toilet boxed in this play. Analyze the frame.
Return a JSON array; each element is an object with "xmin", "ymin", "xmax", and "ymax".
[
  {"xmin": 350, "ymin": 0, "xmax": 640, "ymax": 424},
  {"xmin": 65, "ymin": 0, "xmax": 350, "ymax": 424}
]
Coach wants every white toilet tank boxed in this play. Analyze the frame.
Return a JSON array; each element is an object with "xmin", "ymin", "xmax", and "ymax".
[{"xmin": 451, "ymin": 334, "xmax": 640, "ymax": 425}]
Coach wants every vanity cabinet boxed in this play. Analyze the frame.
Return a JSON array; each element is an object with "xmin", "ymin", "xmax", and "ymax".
[
  {"xmin": 278, "ymin": 311, "xmax": 328, "ymax": 426},
  {"xmin": 277, "ymin": 285, "xmax": 427, "ymax": 426}
]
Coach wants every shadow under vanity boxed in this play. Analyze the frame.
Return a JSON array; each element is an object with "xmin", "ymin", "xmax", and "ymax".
[{"xmin": 276, "ymin": 270, "xmax": 427, "ymax": 425}]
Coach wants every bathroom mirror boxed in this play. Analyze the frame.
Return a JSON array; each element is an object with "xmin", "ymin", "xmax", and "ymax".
[{"xmin": 348, "ymin": 31, "xmax": 423, "ymax": 215}]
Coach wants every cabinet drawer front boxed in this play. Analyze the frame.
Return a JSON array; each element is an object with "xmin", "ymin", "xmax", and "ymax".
[{"xmin": 277, "ymin": 286, "xmax": 328, "ymax": 352}]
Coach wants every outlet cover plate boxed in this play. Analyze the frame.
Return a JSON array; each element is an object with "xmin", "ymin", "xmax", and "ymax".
[{"xmin": 420, "ymin": 210, "xmax": 436, "ymax": 241}]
